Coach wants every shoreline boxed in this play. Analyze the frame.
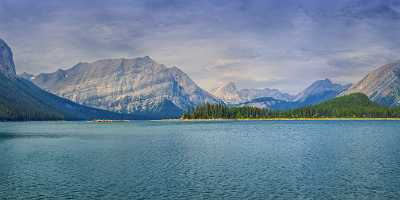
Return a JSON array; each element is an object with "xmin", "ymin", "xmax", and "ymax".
[
  {"xmin": 180, "ymin": 118, "xmax": 400, "ymax": 121},
  {"xmin": 2, "ymin": 118, "xmax": 400, "ymax": 122}
]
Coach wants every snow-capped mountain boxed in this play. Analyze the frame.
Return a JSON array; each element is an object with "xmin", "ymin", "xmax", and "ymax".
[{"xmin": 28, "ymin": 56, "xmax": 220, "ymax": 118}]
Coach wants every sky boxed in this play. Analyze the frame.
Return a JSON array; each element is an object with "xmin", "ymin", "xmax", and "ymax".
[{"xmin": 1, "ymin": 0, "xmax": 400, "ymax": 94}]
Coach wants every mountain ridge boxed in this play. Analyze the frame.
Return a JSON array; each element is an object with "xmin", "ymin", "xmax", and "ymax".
[
  {"xmin": 342, "ymin": 62, "xmax": 400, "ymax": 107},
  {"xmin": 294, "ymin": 79, "xmax": 350, "ymax": 104},
  {"xmin": 183, "ymin": 93, "xmax": 400, "ymax": 119},
  {"xmin": 210, "ymin": 82, "xmax": 294, "ymax": 104},
  {"xmin": 226, "ymin": 79, "xmax": 349, "ymax": 110},
  {"xmin": 29, "ymin": 56, "xmax": 220, "ymax": 118},
  {"xmin": 0, "ymin": 39, "xmax": 145, "ymax": 121},
  {"xmin": 0, "ymin": 39, "xmax": 16, "ymax": 79}
]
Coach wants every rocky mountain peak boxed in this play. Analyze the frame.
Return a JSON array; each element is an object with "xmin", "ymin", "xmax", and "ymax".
[
  {"xmin": 220, "ymin": 82, "xmax": 238, "ymax": 93},
  {"xmin": 342, "ymin": 62, "xmax": 400, "ymax": 106},
  {"xmin": 294, "ymin": 79, "xmax": 348, "ymax": 103},
  {"xmin": 30, "ymin": 56, "xmax": 220, "ymax": 117},
  {"xmin": 210, "ymin": 82, "xmax": 241, "ymax": 103},
  {"xmin": 0, "ymin": 39, "xmax": 16, "ymax": 79},
  {"xmin": 308, "ymin": 79, "xmax": 334, "ymax": 89},
  {"xmin": 19, "ymin": 72, "xmax": 34, "ymax": 80},
  {"xmin": 211, "ymin": 81, "xmax": 296, "ymax": 103}
]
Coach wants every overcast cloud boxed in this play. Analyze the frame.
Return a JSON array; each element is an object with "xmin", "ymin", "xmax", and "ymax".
[{"xmin": 1, "ymin": 0, "xmax": 400, "ymax": 93}]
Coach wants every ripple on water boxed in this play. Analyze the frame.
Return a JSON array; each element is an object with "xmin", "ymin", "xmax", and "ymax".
[{"xmin": 0, "ymin": 120, "xmax": 399, "ymax": 199}]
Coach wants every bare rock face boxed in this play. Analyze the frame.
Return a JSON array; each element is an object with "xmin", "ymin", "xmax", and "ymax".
[
  {"xmin": 0, "ymin": 38, "xmax": 144, "ymax": 120},
  {"xmin": 0, "ymin": 39, "xmax": 16, "ymax": 79},
  {"xmin": 210, "ymin": 82, "xmax": 242, "ymax": 104},
  {"xmin": 30, "ymin": 56, "xmax": 220, "ymax": 117},
  {"xmin": 342, "ymin": 62, "xmax": 400, "ymax": 107},
  {"xmin": 210, "ymin": 82, "xmax": 294, "ymax": 104}
]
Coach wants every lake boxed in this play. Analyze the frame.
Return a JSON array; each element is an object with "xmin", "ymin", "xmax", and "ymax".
[{"xmin": 0, "ymin": 120, "xmax": 399, "ymax": 199}]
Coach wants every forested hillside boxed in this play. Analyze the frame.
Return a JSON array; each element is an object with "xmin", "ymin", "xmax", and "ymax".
[
  {"xmin": 182, "ymin": 93, "xmax": 400, "ymax": 119},
  {"xmin": 0, "ymin": 74, "xmax": 145, "ymax": 121}
]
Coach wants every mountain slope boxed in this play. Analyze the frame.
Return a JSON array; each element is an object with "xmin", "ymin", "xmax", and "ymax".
[
  {"xmin": 0, "ymin": 74, "xmax": 146, "ymax": 120},
  {"xmin": 0, "ymin": 39, "xmax": 16, "ymax": 79},
  {"xmin": 238, "ymin": 88, "xmax": 293, "ymax": 102},
  {"xmin": 237, "ymin": 97, "xmax": 297, "ymax": 110},
  {"xmin": 294, "ymin": 79, "xmax": 350, "ymax": 106},
  {"xmin": 183, "ymin": 93, "xmax": 399, "ymax": 119},
  {"xmin": 210, "ymin": 82, "xmax": 241, "ymax": 103},
  {"xmin": 342, "ymin": 62, "xmax": 400, "ymax": 107},
  {"xmin": 210, "ymin": 82, "xmax": 294, "ymax": 104},
  {"xmin": 0, "ymin": 39, "xmax": 143, "ymax": 121},
  {"xmin": 293, "ymin": 93, "xmax": 388, "ymax": 118},
  {"xmin": 232, "ymin": 79, "xmax": 348, "ymax": 110},
  {"xmin": 30, "ymin": 57, "xmax": 220, "ymax": 118}
]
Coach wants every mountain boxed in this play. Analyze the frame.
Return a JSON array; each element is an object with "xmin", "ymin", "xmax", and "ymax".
[
  {"xmin": 237, "ymin": 97, "xmax": 297, "ymax": 110},
  {"xmin": 238, "ymin": 88, "xmax": 294, "ymax": 102},
  {"xmin": 19, "ymin": 72, "xmax": 34, "ymax": 80},
  {"xmin": 234, "ymin": 79, "xmax": 348, "ymax": 110},
  {"xmin": 0, "ymin": 39, "xmax": 16, "ymax": 79},
  {"xmin": 0, "ymin": 39, "xmax": 143, "ymax": 121},
  {"xmin": 210, "ymin": 82, "xmax": 241, "ymax": 103},
  {"xmin": 342, "ymin": 62, "xmax": 400, "ymax": 107},
  {"xmin": 294, "ymin": 79, "xmax": 350, "ymax": 107},
  {"xmin": 29, "ymin": 56, "xmax": 220, "ymax": 118},
  {"xmin": 210, "ymin": 82, "xmax": 294, "ymax": 104},
  {"xmin": 183, "ymin": 93, "xmax": 400, "ymax": 119}
]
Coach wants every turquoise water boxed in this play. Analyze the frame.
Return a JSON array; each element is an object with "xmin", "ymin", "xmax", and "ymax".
[{"xmin": 0, "ymin": 120, "xmax": 399, "ymax": 199}]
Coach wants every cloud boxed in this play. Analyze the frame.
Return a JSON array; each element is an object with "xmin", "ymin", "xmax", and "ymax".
[{"xmin": 1, "ymin": 0, "xmax": 399, "ymax": 93}]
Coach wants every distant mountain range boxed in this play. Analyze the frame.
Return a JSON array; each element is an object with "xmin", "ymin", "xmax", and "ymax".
[
  {"xmin": 2, "ymin": 36, "xmax": 400, "ymax": 120},
  {"xmin": 213, "ymin": 79, "xmax": 350, "ymax": 110},
  {"xmin": 183, "ymin": 93, "xmax": 400, "ymax": 120},
  {"xmin": 0, "ymin": 39, "xmax": 143, "ymax": 121},
  {"xmin": 210, "ymin": 82, "xmax": 293, "ymax": 104},
  {"xmin": 26, "ymin": 56, "xmax": 220, "ymax": 118}
]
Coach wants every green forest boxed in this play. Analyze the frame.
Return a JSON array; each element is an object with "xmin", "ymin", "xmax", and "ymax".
[{"xmin": 182, "ymin": 93, "xmax": 400, "ymax": 119}]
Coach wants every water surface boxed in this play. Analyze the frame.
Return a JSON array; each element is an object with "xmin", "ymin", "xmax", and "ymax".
[{"xmin": 0, "ymin": 120, "xmax": 399, "ymax": 199}]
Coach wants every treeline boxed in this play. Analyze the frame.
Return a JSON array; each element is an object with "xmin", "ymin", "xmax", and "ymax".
[
  {"xmin": 0, "ymin": 75, "xmax": 65, "ymax": 121},
  {"xmin": 182, "ymin": 93, "xmax": 400, "ymax": 119}
]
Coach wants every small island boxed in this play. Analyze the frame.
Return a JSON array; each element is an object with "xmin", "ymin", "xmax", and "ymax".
[{"xmin": 182, "ymin": 93, "xmax": 400, "ymax": 120}]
